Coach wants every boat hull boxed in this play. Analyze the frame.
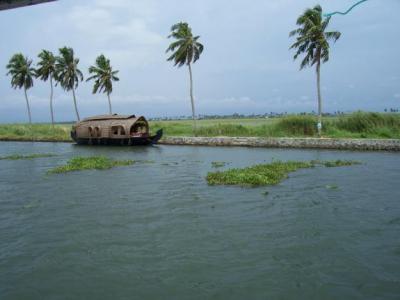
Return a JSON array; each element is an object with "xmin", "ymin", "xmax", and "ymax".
[{"xmin": 71, "ymin": 129, "xmax": 163, "ymax": 146}]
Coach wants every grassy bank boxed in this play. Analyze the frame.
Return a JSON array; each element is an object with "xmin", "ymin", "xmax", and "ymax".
[
  {"xmin": 151, "ymin": 112, "xmax": 400, "ymax": 139},
  {"xmin": 0, "ymin": 124, "xmax": 72, "ymax": 141},
  {"xmin": 0, "ymin": 112, "xmax": 399, "ymax": 141}
]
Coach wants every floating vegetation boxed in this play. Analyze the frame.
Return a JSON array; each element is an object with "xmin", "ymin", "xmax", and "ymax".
[
  {"xmin": 136, "ymin": 160, "xmax": 155, "ymax": 164},
  {"xmin": 322, "ymin": 160, "xmax": 361, "ymax": 167},
  {"xmin": 23, "ymin": 200, "xmax": 41, "ymax": 209},
  {"xmin": 211, "ymin": 161, "xmax": 228, "ymax": 168},
  {"xmin": 207, "ymin": 161, "xmax": 314, "ymax": 187},
  {"xmin": 48, "ymin": 156, "xmax": 134, "ymax": 174},
  {"xmin": 161, "ymin": 162, "xmax": 179, "ymax": 166},
  {"xmin": 207, "ymin": 160, "xmax": 361, "ymax": 187},
  {"xmin": 325, "ymin": 184, "xmax": 339, "ymax": 190},
  {"xmin": 0, "ymin": 153, "xmax": 56, "ymax": 160}
]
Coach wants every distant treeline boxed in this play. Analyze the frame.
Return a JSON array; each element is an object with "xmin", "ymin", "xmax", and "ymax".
[{"xmin": 149, "ymin": 110, "xmax": 399, "ymax": 121}]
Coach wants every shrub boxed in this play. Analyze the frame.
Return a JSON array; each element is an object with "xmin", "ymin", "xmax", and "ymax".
[
  {"xmin": 274, "ymin": 115, "xmax": 317, "ymax": 136},
  {"xmin": 336, "ymin": 112, "xmax": 400, "ymax": 133}
]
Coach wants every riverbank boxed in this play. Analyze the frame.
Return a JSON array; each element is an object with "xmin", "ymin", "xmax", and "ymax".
[
  {"xmin": 1, "ymin": 112, "xmax": 399, "ymax": 141},
  {"xmin": 160, "ymin": 136, "xmax": 400, "ymax": 151},
  {"xmin": 1, "ymin": 113, "xmax": 399, "ymax": 150},
  {"xmin": 1, "ymin": 136, "xmax": 399, "ymax": 151}
]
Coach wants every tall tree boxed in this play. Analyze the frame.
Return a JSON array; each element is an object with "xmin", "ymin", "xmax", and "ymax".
[
  {"xmin": 166, "ymin": 22, "xmax": 204, "ymax": 131},
  {"xmin": 86, "ymin": 54, "xmax": 119, "ymax": 114},
  {"xmin": 36, "ymin": 50, "xmax": 56, "ymax": 127},
  {"xmin": 6, "ymin": 54, "xmax": 35, "ymax": 124},
  {"xmin": 55, "ymin": 47, "xmax": 83, "ymax": 121},
  {"xmin": 290, "ymin": 5, "xmax": 341, "ymax": 136}
]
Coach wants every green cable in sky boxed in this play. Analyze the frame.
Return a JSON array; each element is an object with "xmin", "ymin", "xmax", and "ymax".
[{"xmin": 324, "ymin": 0, "xmax": 369, "ymax": 17}]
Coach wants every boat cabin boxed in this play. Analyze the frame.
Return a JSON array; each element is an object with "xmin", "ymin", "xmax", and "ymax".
[{"xmin": 72, "ymin": 114, "xmax": 150, "ymax": 140}]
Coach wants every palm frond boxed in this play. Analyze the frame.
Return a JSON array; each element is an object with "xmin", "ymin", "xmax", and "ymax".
[
  {"xmin": 289, "ymin": 5, "xmax": 341, "ymax": 68},
  {"xmin": 6, "ymin": 53, "xmax": 35, "ymax": 90},
  {"xmin": 166, "ymin": 22, "xmax": 204, "ymax": 67},
  {"xmin": 86, "ymin": 54, "xmax": 119, "ymax": 95}
]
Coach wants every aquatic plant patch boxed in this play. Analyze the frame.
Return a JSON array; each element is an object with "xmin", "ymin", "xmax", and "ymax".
[
  {"xmin": 321, "ymin": 160, "xmax": 361, "ymax": 167},
  {"xmin": 48, "ymin": 156, "xmax": 134, "ymax": 174},
  {"xmin": 206, "ymin": 160, "xmax": 361, "ymax": 187},
  {"xmin": 211, "ymin": 161, "xmax": 229, "ymax": 168},
  {"xmin": 0, "ymin": 153, "xmax": 56, "ymax": 160}
]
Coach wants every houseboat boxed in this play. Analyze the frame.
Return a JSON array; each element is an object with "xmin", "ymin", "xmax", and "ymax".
[{"xmin": 70, "ymin": 114, "xmax": 163, "ymax": 146}]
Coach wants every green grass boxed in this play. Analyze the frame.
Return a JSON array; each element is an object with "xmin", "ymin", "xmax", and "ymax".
[
  {"xmin": 0, "ymin": 124, "xmax": 71, "ymax": 141},
  {"xmin": 152, "ymin": 112, "xmax": 400, "ymax": 138},
  {"xmin": 206, "ymin": 160, "xmax": 361, "ymax": 187},
  {"xmin": 0, "ymin": 153, "xmax": 56, "ymax": 160},
  {"xmin": 48, "ymin": 156, "xmax": 134, "ymax": 174},
  {"xmin": 0, "ymin": 112, "xmax": 399, "ymax": 141}
]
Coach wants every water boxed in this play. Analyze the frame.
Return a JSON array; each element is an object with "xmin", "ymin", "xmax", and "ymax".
[{"xmin": 0, "ymin": 141, "xmax": 399, "ymax": 300}]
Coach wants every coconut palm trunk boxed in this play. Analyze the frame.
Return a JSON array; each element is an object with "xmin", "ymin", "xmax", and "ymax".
[
  {"xmin": 24, "ymin": 86, "xmax": 32, "ymax": 125},
  {"xmin": 49, "ymin": 75, "xmax": 55, "ymax": 128},
  {"xmin": 316, "ymin": 57, "xmax": 322, "ymax": 137},
  {"xmin": 188, "ymin": 63, "xmax": 197, "ymax": 132},
  {"xmin": 71, "ymin": 87, "xmax": 80, "ymax": 121},
  {"xmin": 107, "ymin": 93, "xmax": 112, "ymax": 115}
]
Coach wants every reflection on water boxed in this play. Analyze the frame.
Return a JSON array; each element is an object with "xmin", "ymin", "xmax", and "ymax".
[{"xmin": 0, "ymin": 142, "xmax": 399, "ymax": 299}]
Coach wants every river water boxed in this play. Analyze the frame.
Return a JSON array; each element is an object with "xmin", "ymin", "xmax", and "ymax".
[{"xmin": 0, "ymin": 141, "xmax": 399, "ymax": 299}]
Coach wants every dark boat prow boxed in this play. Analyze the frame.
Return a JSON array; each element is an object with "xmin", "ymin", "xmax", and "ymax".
[{"xmin": 150, "ymin": 129, "xmax": 163, "ymax": 144}]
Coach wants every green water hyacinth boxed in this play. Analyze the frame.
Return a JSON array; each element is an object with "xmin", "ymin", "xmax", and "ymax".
[
  {"xmin": 322, "ymin": 160, "xmax": 361, "ymax": 167},
  {"xmin": 0, "ymin": 153, "xmax": 56, "ymax": 160},
  {"xmin": 207, "ymin": 160, "xmax": 361, "ymax": 187},
  {"xmin": 207, "ymin": 161, "xmax": 314, "ymax": 187},
  {"xmin": 48, "ymin": 156, "xmax": 134, "ymax": 174},
  {"xmin": 211, "ymin": 161, "xmax": 228, "ymax": 168}
]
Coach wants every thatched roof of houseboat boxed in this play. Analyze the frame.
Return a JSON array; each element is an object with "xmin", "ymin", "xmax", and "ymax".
[
  {"xmin": 76, "ymin": 114, "xmax": 148, "ymax": 128},
  {"xmin": 81, "ymin": 114, "xmax": 138, "ymax": 122}
]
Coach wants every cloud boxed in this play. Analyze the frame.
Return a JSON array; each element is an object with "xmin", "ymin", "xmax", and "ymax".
[
  {"xmin": 43, "ymin": 0, "xmax": 164, "ymax": 68},
  {"xmin": 1, "ymin": 0, "xmax": 400, "ymax": 123}
]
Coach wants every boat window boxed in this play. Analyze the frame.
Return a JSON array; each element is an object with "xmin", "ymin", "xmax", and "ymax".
[
  {"xmin": 112, "ymin": 126, "xmax": 119, "ymax": 135},
  {"xmin": 111, "ymin": 125, "xmax": 125, "ymax": 136},
  {"xmin": 95, "ymin": 127, "xmax": 101, "ymax": 137},
  {"xmin": 130, "ymin": 121, "xmax": 148, "ymax": 135}
]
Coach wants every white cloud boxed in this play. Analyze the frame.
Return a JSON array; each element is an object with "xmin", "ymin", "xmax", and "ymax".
[
  {"xmin": 394, "ymin": 93, "xmax": 400, "ymax": 99},
  {"xmin": 42, "ymin": 0, "xmax": 164, "ymax": 68}
]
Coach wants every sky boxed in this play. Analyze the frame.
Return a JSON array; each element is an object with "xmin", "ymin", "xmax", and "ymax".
[{"xmin": 0, "ymin": 0, "xmax": 399, "ymax": 123}]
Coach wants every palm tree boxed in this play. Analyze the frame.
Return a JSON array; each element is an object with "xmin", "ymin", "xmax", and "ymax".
[
  {"xmin": 6, "ymin": 54, "xmax": 35, "ymax": 124},
  {"xmin": 166, "ymin": 22, "xmax": 204, "ymax": 130},
  {"xmin": 55, "ymin": 47, "xmax": 83, "ymax": 121},
  {"xmin": 36, "ymin": 50, "xmax": 56, "ymax": 127},
  {"xmin": 86, "ymin": 54, "xmax": 119, "ymax": 114},
  {"xmin": 290, "ymin": 5, "xmax": 341, "ymax": 136}
]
